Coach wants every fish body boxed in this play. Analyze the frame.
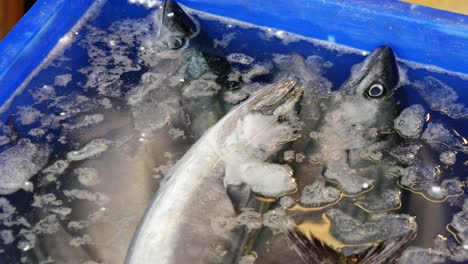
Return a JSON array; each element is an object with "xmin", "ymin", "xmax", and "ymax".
[
  {"xmin": 126, "ymin": 77, "xmax": 303, "ymax": 263},
  {"xmin": 281, "ymin": 46, "xmax": 418, "ymax": 264}
]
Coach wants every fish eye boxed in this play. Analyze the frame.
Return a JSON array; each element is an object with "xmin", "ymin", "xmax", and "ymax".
[
  {"xmin": 168, "ymin": 36, "xmax": 185, "ymax": 50},
  {"xmin": 366, "ymin": 82, "xmax": 385, "ymax": 98}
]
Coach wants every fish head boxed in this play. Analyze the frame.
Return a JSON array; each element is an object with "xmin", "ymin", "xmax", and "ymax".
[
  {"xmin": 343, "ymin": 45, "xmax": 399, "ymax": 99},
  {"xmin": 222, "ymin": 77, "xmax": 303, "ymax": 160},
  {"xmin": 319, "ymin": 46, "xmax": 400, "ymax": 151},
  {"xmin": 156, "ymin": 0, "xmax": 198, "ymax": 50},
  {"xmin": 250, "ymin": 77, "xmax": 304, "ymax": 115}
]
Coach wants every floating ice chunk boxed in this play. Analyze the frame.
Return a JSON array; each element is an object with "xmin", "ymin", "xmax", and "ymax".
[
  {"xmin": 309, "ymin": 153, "xmax": 322, "ymax": 164},
  {"xmin": 186, "ymin": 50, "xmax": 210, "ymax": 79},
  {"xmin": 182, "ymin": 77, "xmax": 221, "ymax": 98},
  {"xmin": 0, "ymin": 139, "xmax": 50, "ymax": 194},
  {"xmin": 33, "ymin": 214, "xmax": 60, "ymax": 234},
  {"xmin": 324, "ymin": 165, "xmax": 372, "ymax": 194},
  {"xmin": 295, "ymin": 153, "xmax": 306, "ymax": 163},
  {"xmin": 168, "ymin": 128, "xmax": 185, "ymax": 139},
  {"xmin": 28, "ymin": 128, "xmax": 46, "ymax": 137},
  {"xmin": 394, "ymin": 104, "xmax": 426, "ymax": 138},
  {"xmin": 225, "ymin": 113, "xmax": 298, "ymax": 159},
  {"xmin": 309, "ymin": 131, "xmax": 320, "ymax": 139},
  {"xmin": 213, "ymin": 33, "xmax": 236, "ymax": 48},
  {"xmin": 263, "ymin": 208, "xmax": 287, "ymax": 231},
  {"xmin": 152, "ymin": 159, "xmax": 175, "ymax": 180},
  {"xmin": 75, "ymin": 168, "xmax": 100, "ymax": 186},
  {"xmin": 70, "ymin": 234, "xmax": 94, "ymax": 247},
  {"xmin": 49, "ymin": 207, "xmax": 72, "ymax": 216},
  {"xmin": 390, "ymin": 165, "xmax": 438, "ymax": 187},
  {"xmin": 67, "ymin": 210, "xmax": 105, "ymax": 230},
  {"xmin": 414, "ymin": 76, "xmax": 468, "ymax": 119},
  {"xmin": 300, "ymin": 180, "xmax": 340, "ymax": 206},
  {"xmin": 227, "ymin": 53, "xmax": 255, "ymax": 65},
  {"xmin": 283, "ymin": 150, "xmax": 295, "ymax": 162},
  {"xmin": 228, "ymin": 70, "xmax": 241, "ymax": 82},
  {"xmin": 398, "ymin": 247, "xmax": 446, "ymax": 264},
  {"xmin": 0, "ymin": 198, "xmax": 15, "ymax": 220},
  {"xmin": 54, "ymin": 74, "xmax": 72, "ymax": 87},
  {"xmin": 0, "ymin": 135, "xmax": 10, "ymax": 146},
  {"xmin": 31, "ymin": 194, "xmax": 62, "ymax": 208},
  {"xmin": 63, "ymin": 189, "xmax": 109, "ymax": 206},
  {"xmin": 132, "ymin": 104, "xmax": 170, "ymax": 132},
  {"xmin": 224, "ymin": 90, "xmax": 249, "ymax": 105},
  {"xmin": 279, "ymin": 196, "xmax": 295, "ymax": 209},
  {"xmin": 30, "ymin": 85, "xmax": 55, "ymax": 103},
  {"xmin": 126, "ymin": 72, "xmax": 163, "ymax": 105},
  {"xmin": 66, "ymin": 139, "xmax": 111, "ymax": 161},
  {"xmin": 439, "ymin": 151, "xmax": 457, "ymax": 165},
  {"xmin": 242, "ymin": 63, "xmax": 272, "ymax": 83},
  {"xmin": 97, "ymin": 80, "xmax": 123, "ymax": 98},
  {"xmin": 389, "ymin": 143, "xmax": 421, "ymax": 165},
  {"xmin": 98, "ymin": 97, "xmax": 113, "ymax": 109},
  {"xmin": 305, "ymin": 55, "xmax": 333, "ymax": 70},
  {"xmin": 427, "ymin": 179, "xmax": 464, "ymax": 200},
  {"xmin": 422, "ymin": 122, "xmax": 466, "ymax": 152},
  {"xmin": 127, "ymin": 0, "xmax": 159, "ymax": 9},
  {"xmin": 262, "ymin": 29, "xmax": 301, "ymax": 45},
  {"xmin": 355, "ymin": 189, "xmax": 401, "ymax": 211},
  {"xmin": 63, "ymin": 114, "xmax": 104, "ymax": 130},
  {"xmin": 0, "ymin": 229, "xmax": 14, "ymax": 244},
  {"xmin": 17, "ymin": 229, "xmax": 36, "ymax": 251},
  {"xmin": 211, "ymin": 209, "xmax": 262, "ymax": 234},
  {"xmin": 239, "ymin": 254, "xmax": 256, "ymax": 264},
  {"xmin": 225, "ymin": 162, "xmax": 295, "ymax": 197},
  {"xmin": 329, "ymin": 209, "xmax": 416, "ymax": 255},
  {"xmin": 51, "ymin": 94, "xmax": 99, "ymax": 114},
  {"xmin": 451, "ymin": 199, "xmax": 468, "ymax": 243},
  {"xmin": 16, "ymin": 106, "xmax": 43, "ymax": 125},
  {"xmin": 42, "ymin": 160, "xmax": 69, "ymax": 175}
]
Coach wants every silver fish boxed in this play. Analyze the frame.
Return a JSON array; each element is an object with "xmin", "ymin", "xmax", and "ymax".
[
  {"xmin": 126, "ymin": 77, "xmax": 303, "ymax": 263},
  {"xmin": 280, "ymin": 46, "xmax": 418, "ymax": 264}
]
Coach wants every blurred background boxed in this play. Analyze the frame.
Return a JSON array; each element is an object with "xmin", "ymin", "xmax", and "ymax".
[{"xmin": 0, "ymin": 0, "xmax": 37, "ymax": 40}]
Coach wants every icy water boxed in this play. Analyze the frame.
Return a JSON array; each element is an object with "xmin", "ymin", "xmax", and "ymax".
[{"xmin": 0, "ymin": 1, "xmax": 467, "ymax": 263}]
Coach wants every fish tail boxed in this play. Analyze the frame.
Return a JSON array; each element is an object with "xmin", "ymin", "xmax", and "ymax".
[
  {"xmin": 359, "ymin": 218, "xmax": 417, "ymax": 264},
  {"xmin": 282, "ymin": 219, "xmax": 339, "ymax": 264},
  {"xmin": 282, "ymin": 218, "xmax": 417, "ymax": 264}
]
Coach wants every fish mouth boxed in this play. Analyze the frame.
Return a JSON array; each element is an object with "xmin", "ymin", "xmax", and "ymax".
[
  {"xmin": 251, "ymin": 77, "xmax": 304, "ymax": 113},
  {"xmin": 344, "ymin": 45, "xmax": 399, "ymax": 96},
  {"xmin": 157, "ymin": 0, "xmax": 198, "ymax": 49}
]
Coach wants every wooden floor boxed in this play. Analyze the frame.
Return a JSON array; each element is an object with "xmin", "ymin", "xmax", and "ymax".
[{"xmin": 401, "ymin": 0, "xmax": 468, "ymax": 15}]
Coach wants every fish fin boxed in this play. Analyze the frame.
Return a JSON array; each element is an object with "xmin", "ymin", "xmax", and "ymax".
[
  {"xmin": 281, "ymin": 219, "xmax": 340, "ymax": 264},
  {"xmin": 283, "ymin": 217, "xmax": 417, "ymax": 264},
  {"xmin": 359, "ymin": 219, "xmax": 418, "ymax": 264}
]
